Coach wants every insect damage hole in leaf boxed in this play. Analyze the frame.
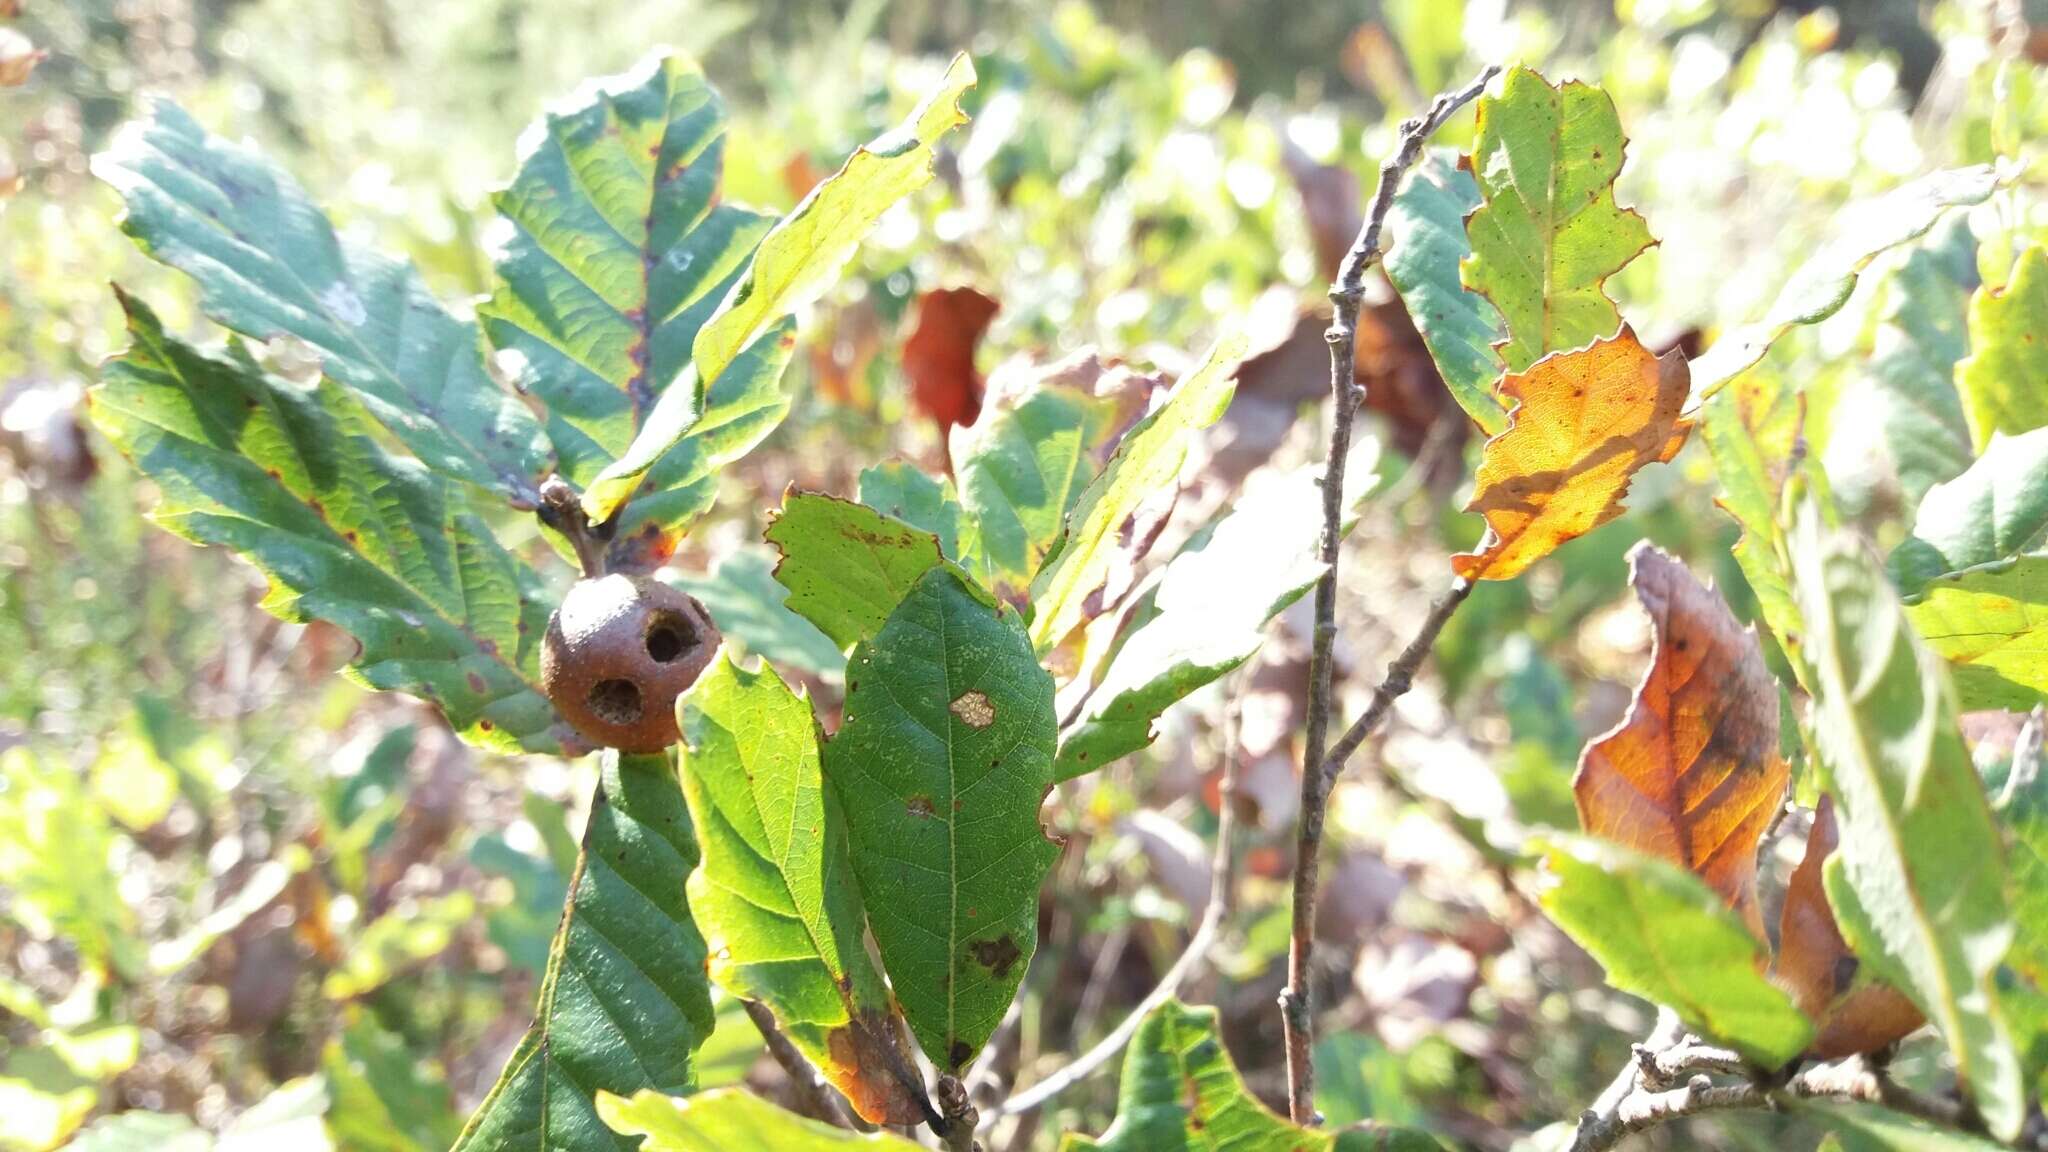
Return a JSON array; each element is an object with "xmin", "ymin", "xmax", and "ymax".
[{"xmin": 950, "ymin": 690, "xmax": 995, "ymax": 729}]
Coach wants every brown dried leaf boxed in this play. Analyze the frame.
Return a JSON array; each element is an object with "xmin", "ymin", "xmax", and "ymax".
[
  {"xmin": 1773, "ymin": 797, "xmax": 1926, "ymax": 1058},
  {"xmin": 1574, "ymin": 545, "xmax": 1787, "ymax": 935},
  {"xmin": 1453, "ymin": 326, "xmax": 1690, "ymax": 581},
  {"xmin": 903, "ymin": 286, "xmax": 1000, "ymax": 441}
]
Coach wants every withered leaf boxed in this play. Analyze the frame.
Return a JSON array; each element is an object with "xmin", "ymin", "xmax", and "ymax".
[
  {"xmin": 903, "ymin": 286, "xmax": 1000, "ymax": 441},
  {"xmin": 1774, "ymin": 797, "xmax": 1926, "ymax": 1058},
  {"xmin": 1453, "ymin": 326, "xmax": 1689, "ymax": 581},
  {"xmin": 1575, "ymin": 545, "xmax": 1786, "ymax": 936}
]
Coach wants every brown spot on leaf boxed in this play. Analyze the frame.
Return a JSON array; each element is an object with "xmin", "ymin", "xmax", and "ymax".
[
  {"xmin": 823, "ymin": 1015, "xmax": 927, "ymax": 1126},
  {"xmin": 967, "ymin": 934, "xmax": 1021, "ymax": 978},
  {"xmin": 950, "ymin": 690, "xmax": 995, "ymax": 729},
  {"xmin": 907, "ymin": 795, "xmax": 936, "ymax": 819}
]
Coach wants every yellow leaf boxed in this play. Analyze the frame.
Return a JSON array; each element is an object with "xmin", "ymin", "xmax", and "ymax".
[{"xmin": 1454, "ymin": 327, "xmax": 1689, "ymax": 581}]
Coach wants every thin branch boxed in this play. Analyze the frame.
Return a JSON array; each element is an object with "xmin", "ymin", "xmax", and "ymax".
[
  {"xmin": 992, "ymin": 677, "xmax": 1248, "ymax": 1122},
  {"xmin": 1283, "ymin": 61, "xmax": 1498, "ymax": 1125},
  {"xmin": 1282, "ymin": 576, "xmax": 1475, "ymax": 1122},
  {"xmin": 935, "ymin": 1073, "xmax": 979, "ymax": 1152},
  {"xmin": 535, "ymin": 474, "xmax": 611, "ymax": 577},
  {"xmin": 1569, "ymin": 1022, "xmax": 2023, "ymax": 1152},
  {"xmin": 741, "ymin": 999, "xmax": 867, "ymax": 1131}
]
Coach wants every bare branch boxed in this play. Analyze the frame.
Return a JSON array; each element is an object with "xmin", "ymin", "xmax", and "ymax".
[
  {"xmin": 1283, "ymin": 61, "xmax": 1498, "ymax": 1124},
  {"xmin": 1569, "ymin": 1021, "xmax": 2023, "ymax": 1152},
  {"xmin": 741, "ymin": 999, "xmax": 868, "ymax": 1132}
]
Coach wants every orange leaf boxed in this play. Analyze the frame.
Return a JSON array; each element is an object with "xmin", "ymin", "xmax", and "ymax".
[
  {"xmin": 1452, "ymin": 327, "xmax": 1689, "ymax": 581},
  {"xmin": 1574, "ymin": 544, "xmax": 1786, "ymax": 936},
  {"xmin": 903, "ymin": 286, "xmax": 1000, "ymax": 440},
  {"xmin": 1773, "ymin": 797, "xmax": 1926, "ymax": 1058}
]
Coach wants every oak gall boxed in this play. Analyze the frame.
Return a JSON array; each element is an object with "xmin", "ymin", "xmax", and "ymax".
[{"xmin": 540, "ymin": 574, "xmax": 718, "ymax": 752}]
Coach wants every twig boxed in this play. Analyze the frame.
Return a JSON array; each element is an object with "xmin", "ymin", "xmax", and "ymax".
[
  {"xmin": 1569, "ymin": 1020, "xmax": 2018, "ymax": 1152},
  {"xmin": 935, "ymin": 1073, "xmax": 979, "ymax": 1152},
  {"xmin": 1282, "ymin": 575, "xmax": 1475, "ymax": 1122},
  {"xmin": 535, "ymin": 474, "xmax": 612, "ymax": 577},
  {"xmin": 1283, "ymin": 62, "xmax": 1497, "ymax": 1125},
  {"xmin": 992, "ymin": 677, "xmax": 1248, "ymax": 1121},
  {"xmin": 741, "ymin": 999, "xmax": 866, "ymax": 1131}
]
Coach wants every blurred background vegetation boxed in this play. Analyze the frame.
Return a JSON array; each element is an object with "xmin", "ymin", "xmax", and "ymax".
[{"xmin": 0, "ymin": 0, "xmax": 2043, "ymax": 1148}]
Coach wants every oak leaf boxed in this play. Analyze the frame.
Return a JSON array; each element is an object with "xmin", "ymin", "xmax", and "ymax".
[
  {"xmin": 1774, "ymin": 797, "xmax": 1926, "ymax": 1059},
  {"xmin": 1453, "ymin": 326, "xmax": 1689, "ymax": 581},
  {"xmin": 1574, "ymin": 544, "xmax": 1786, "ymax": 935}
]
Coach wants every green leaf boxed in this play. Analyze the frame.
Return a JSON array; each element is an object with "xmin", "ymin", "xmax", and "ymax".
[
  {"xmin": 679, "ymin": 654, "xmax": 924, "ymax": 1126},
  {"xmin": 1958, "ymin": 245, "xmax": 2048, "ymax": 452},
  {"xmin": 65, "ymin": 1113, "xmax": 210, "ymax": 1152},
  {"xmin": 670, "ymin": 548, "xmax": 844, "ymax": 681},
  {"xmin": 2001, "ymin": 743, "xmax": 2048, "ymax": 1088},
  {"xmin": 323, "ymin": 1013, "xmax": 461, "ymax": 1152},
  {"xmin": 1689, "ymin": 165, "xmax": 2002, "ymax": 397},
  {"xmin": 0, "ymin": 747, "xmax": 141, "ymax": 980},
  {"xmin": 601, "ymin": 317, "xmax": 799, "ymax": 573},
  {"xmin": 824, "ymin": 566, "xmax": 1059, "ymax": 1071},
  {"xmin": 583, "ymin": 53, "xmax": 977, "ymax": 524},
  {"xmin": 1029, "ymin": 331, "xmax": 1245, "ymax": 654},
  {"xmin": 1902, "ymin": 557, "xmax": 2048, "ymax": 711},
  {"xmin": 94, "ymin": 103, "xmax": 552, "ymax": 502},
  {"xmin": 952, "ymin": 360, "xmax": 1147, "ymax": 602},
  {"xmin": 91, "ymin": 294, "xmax": 573, "ymax": 756},
  {"xmin": 1800, "ymin": 1100, "xmax": 2010, "ymax": 1151},
  {"xmin": 481, "ymin": 53, "xmax": 773, "ymax": 477},
  {"xmin": 1461, "ymin": 68, "xmax": 1653, "ymax": 372},
  {"xmin": 1383, "ymin": 148, "xmax": 1509, "ymax": 434},
  {"xmin": 479, "ymin": 54, "xmax": 796, "ymax": 571},
  {"xmin": 1060, "ymin": 1000, "xmax": 1445, "ymax": 1152},
  {"xmin": 454, "ymin": 750, "xmax": 715, "ymax": 1152},
  {"xmin": 1056, "ymin": 462, "xmax": 1335, "ymax": 779},
  {"xmin": 766, "ymin": 491, "xmax": 946, "ymax": 651},
  {"xmin": 1791, "ymin": 510, "xmax": 2024, "ymax": 1138},
  {"xmin": 597, "ymin": 1088, "xmax": 919, "ymax": 1150},
  {"xmin": 66, "ymin": 1080, "xmax": 332, "ymax": 1152},
  {"xmin": 1533, "ymin": 835, "xmax": 1813, "ymax": 1066},
  {"xmin": 1699, "ymin": 369, "xmax": 1812, "ymax": 685},
  {"xmin": 1821, "ymin": 226, "xmax": 1975, "ymax": 510},
  {"xmin": 859, "ymin": 461, "xmax": 987, "ymax": 583},
  {"xmin": 1892, "ymin": 427, "xmax": 2048, "ymax": 594},
  {"xmin": 322, "ymin": 891, "xmax": 476, "ymax": 1000}
]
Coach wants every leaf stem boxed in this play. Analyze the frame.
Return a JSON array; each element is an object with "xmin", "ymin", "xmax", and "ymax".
[
  {"xmin": 536, "ymin": 474, "xmax": 613, "ymax": 578},
  {"xmin": 1284, "ymin": 65, "xmax": 1497, "ymax": 1123}
]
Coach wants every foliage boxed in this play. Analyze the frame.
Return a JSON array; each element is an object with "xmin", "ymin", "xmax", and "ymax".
[{"xmin": 4, "ymin": 3, "xmax": 2048, "ymax": 1151}]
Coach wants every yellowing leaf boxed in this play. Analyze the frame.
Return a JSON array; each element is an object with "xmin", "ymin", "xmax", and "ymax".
[
  {"xmin": 1574, "ymin": 545, "xmax": 1786, "ymax": 936},
  {"xmin": 1957, "ymin": 245, "xmax": 2048, "ymax": 452},
  {"xmin": 1453, "ymin": 327, "xmax": 1689, "ymax": 581}
]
